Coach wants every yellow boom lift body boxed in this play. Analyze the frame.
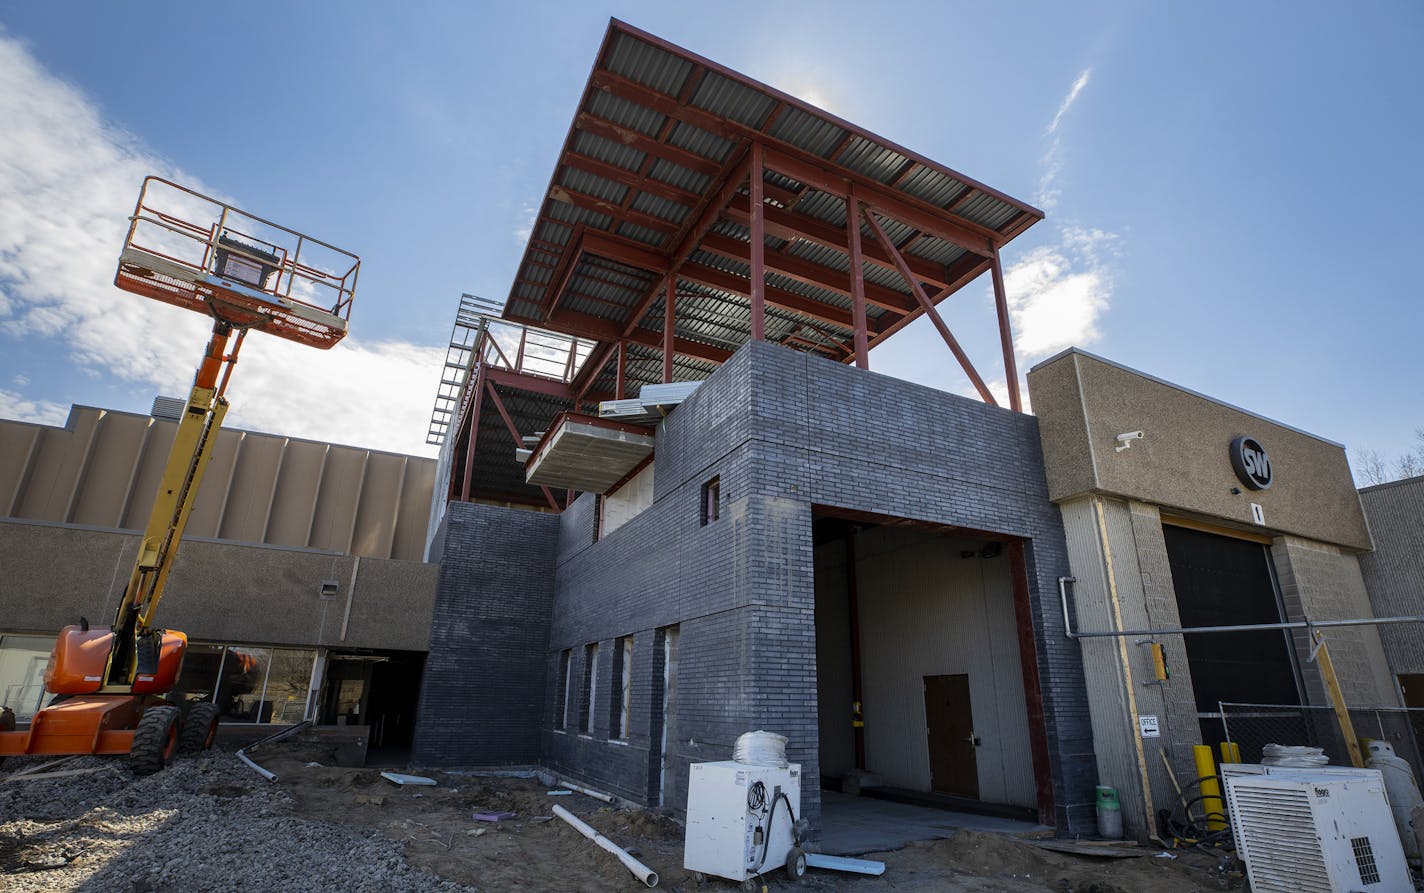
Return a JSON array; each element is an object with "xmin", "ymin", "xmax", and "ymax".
[{"xmin": 0, "ymin": 178, "xmax": 359, "ymax": 773}]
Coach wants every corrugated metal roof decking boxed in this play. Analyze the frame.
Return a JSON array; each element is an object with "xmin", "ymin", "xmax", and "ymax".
[{"xmin": 493, "ymin": 17, "xmax": 1042, "ymax": 433}]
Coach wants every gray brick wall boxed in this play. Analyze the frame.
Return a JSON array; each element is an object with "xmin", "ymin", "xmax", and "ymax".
[
  {"xmin": 537, "ymin": 341, "xmax": 1094, "ymax": 834},
  {"xmin": 411, "ymin": 501, "xmax": 559, "ymax": 766}
]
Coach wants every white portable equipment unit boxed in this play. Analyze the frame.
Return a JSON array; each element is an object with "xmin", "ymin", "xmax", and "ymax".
[
  {"xmin": 1225, "ymin": 773, "xmax": 1410, "ymax": 893},
  {"xmin": 683, "ymin": 761, "xmax": 805, "ymax": 883}
]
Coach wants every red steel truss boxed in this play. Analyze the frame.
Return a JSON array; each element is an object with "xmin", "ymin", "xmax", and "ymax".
[{"xmin": 442, "ymin": 19, "xmax": 1046, "ymax": 508}]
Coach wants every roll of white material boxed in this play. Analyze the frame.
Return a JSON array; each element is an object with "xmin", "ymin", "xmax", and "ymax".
[
  {"xmin": 734, "ymin": 730, "xmax": 788, "ymax": 767},
  {"xmin": 1261, "ymin": 743, "xmax": 1329, "ymax": 767}
]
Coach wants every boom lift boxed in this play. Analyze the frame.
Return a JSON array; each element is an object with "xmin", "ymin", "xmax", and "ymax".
[{"xmin": 0, "ymin": 177, "xmax": 359, "ymax": 773}]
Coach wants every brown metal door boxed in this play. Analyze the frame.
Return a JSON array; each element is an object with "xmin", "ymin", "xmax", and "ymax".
[{"xmin": 924, "ymin": 674, "xmax": 979, "ymax": 798}]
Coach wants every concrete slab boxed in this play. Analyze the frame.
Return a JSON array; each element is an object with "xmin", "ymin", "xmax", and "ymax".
[
  {"xmin": 525, "ymin": 414, "xmax": 654, "ymax": 493},
  {"xmin": 817, "ymin": 790, "xmax": 1049, "ymax": 856}
]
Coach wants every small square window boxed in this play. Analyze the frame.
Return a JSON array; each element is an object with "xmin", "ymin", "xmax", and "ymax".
[{"xmin": 701, "ymin": 477, "xmax": 720, "ymax": 526}]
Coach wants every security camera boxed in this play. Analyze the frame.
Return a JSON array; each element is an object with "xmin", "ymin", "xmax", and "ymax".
[{"xmin": 1115, "ymin": 431, "xmax": 1144, "ymax": 452}]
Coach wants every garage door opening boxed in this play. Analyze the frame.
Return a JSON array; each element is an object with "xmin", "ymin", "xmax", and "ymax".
[{"xmin": 812, "ymin": 509, "xmax": 1050, "ymax": 830}]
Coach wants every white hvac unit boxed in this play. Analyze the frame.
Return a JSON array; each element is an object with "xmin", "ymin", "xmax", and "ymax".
[
  {"xmin": 1225, "ymin": 774, "xmax": 1410, "ymax": 893},
  {"xmin": 683, "ymin": 761, "xmax": 806, "ymax": 884}
]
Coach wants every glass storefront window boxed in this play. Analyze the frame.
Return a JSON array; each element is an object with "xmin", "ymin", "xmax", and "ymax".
[
  {"xmin": 216, "ymin": 646, "xmax": 271, "ymax": 722},
  {"xmin": 266, "ymin": 649, "xmax": 316, "ymax": 724},
  {"xmin": 167, "ymin": 643, "xmax": 225, "ymax": 709},
  {"xmin": 0, "ymin": 634, "xmax": 56, "ymax": 721}
]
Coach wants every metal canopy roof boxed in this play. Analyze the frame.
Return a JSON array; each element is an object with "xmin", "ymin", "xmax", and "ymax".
[{"xmin": 503, "ymin": 18, "xmax": 1043, "ymax": 408}]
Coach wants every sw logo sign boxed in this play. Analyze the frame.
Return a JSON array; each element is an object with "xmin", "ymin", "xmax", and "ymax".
[{"xmin": 1230, "ymin": 436, "xmax": 1273, "ymax": 490}]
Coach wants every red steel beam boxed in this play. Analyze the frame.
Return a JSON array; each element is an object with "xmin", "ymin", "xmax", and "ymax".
[
  {"xmin": 617, "ymin": 153, "xmax": 752, "ymax": 339},
  {"xmin": 662, "ymin": 273, "xmax": 675, "ymax": 382},
  {"xmin": 460, "ymin": 363, "xmax": 486, "ymax": 502},
  {"xmin": 616, "ymin": 340, "xmax": 627, "ymax": 399},
  {"xmin": 1009, "ymin": 539, "xmax": 1056, "ymax": 825},
  {"xmin": 510, "ymin": 307, "xmax": 732, "ymax": 365},
  {"xmin": 847, "ymin": 188, "xmax": 869, "ymax": 369},
  {"xmin": 723, "ymin": 195, "xmax": 948, "ymax": 292},
  {"xmin": 581, "ymin": 229, "xmax": 669, "ymax": 272},
  {"xmin": 749, "ymin": 142, "xmax": 766, "ymax": 341},
  {"xmin": 485, "ymin": 379, "xmax": 561, "ymax": 512},
  {"xmin": 762, "ymin": 147, "xmax": 995, "ymax": 258},
  {"xmin": 679, "ymin": 262, "xmax": 855, "ymax": 330},
  {"xmin": 482, "ymin": 365, "xmax": 575, "ymax": 401},
  {"xmin": 696, "ymin": 233, "xmax": 914, "ymax": 315},
  {"xmin": 863, "ymin": 210, "xmax": 997, "ymax": 405},
  {"xmin": 574, "ymin": 113, "xmax": 722, "ymax": 177},
  {"xmin": 990, "ymin": 247, "xmax": 1022, "ymax": 413},
  {"xmin": 548, "ymin": 185, "xmax": 678, "ymax": 236},
  {"xmin": 562, "ymin": 152, "xmax": 700, "ymax": 207},
  {"xmin": 587, "ymin": 69, "xmax": 1019, "ymax": 252}
]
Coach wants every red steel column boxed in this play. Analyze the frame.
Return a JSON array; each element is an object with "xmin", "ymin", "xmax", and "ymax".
[
  {"xmin": 749, "ymin": 142, "xmax": 766, "ymax": 341},
  {"xmin": 459, "ymin": 362, "xmax": 485, "ymax": 502},
  {"xmin": 846, "ymin": 187, "xmax": 869, "ymax": 369},
  {"xmin": 615, "ymin": 340, "xmax": 627, "ymax": 399},
  {"xmin": 990, "ymin": 247, "xmax": 1022, "ymax": 412},
  {"xmin": 662, "ymin": 274, "xmax": 676, "ymax": 383}
]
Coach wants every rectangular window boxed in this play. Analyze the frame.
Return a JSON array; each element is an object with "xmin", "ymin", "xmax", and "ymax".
[
  {"xmin": 701, "ymin": 476, "xmax": 720, "ymax": 526},
  {"xmin": 610, "ymin": 635, "xmax": 633, "ymax": 739},
  {"xmin": 580, "ymin": 643, "xmax": 599, "ymax": 735},
  {"xmin": 558, "ymin": 649, "xmax": 572, "ymax": 729},
  {"xmin": 0, "ymin": 634, "xmax": 57, "ymax": 722}
]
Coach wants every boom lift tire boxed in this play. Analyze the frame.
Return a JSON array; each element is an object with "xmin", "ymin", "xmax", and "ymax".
[
  {"xmin": 129, "ymin": 705, "xmax": 180, "ymax": 775},
  {"xmin": 178, "ymin": 703, "xmax": 220, "ymax": 753}
]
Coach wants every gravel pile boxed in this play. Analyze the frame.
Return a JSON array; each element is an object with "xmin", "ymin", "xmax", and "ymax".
[{"xmin": 0, "ymin": 751, "xmax": 475, "ymax": 892}]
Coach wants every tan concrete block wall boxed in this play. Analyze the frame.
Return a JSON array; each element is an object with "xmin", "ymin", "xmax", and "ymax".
[
  {"xmin": 1272, "ymin": 535, "xmax": 1401, "ymax": 708},
  {"xmin": 1029, "ymin": 351, "xmax": 1370, "ymax": 551},
  {"xmin": 0, "ymin": 521, "xmax": 436, "ymax": 652}
]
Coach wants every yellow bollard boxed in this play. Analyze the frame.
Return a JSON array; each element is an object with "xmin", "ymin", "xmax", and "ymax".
[
  {"xmin": 1194, "ymin": 745, "xmax": 1226, "ymax": 831},
  {"xmin": 1219, "ymin": 741, "xmax": 1241, "ymax": 765}
]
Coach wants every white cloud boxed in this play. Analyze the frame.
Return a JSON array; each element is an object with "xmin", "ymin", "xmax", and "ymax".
[
  {"xmin": 1005, "ymin": 226, "xmax": 1117, "ymax": 360},
  {"xmin": 513, "ymin": 201, "xmax": 539, "ymax": 242},
  {"xmin": 0, "ymin": 387, "xmax": 68, "ymax": 425},
  {"xmin": 0, "ymin": 35, "xmax": 440, "ymax": 456},
  {"xmin": 1036, "ymin": 68, "xmax": 1091, "ymax": 212}
]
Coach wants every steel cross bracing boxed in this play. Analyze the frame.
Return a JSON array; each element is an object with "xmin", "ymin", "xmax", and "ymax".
[
  {"xmin": 442, "ymin": 19, "xmax": 1048, "ymax": 508},
  {"xmin": 500, "ymin": 19, "xmax": 1042, "ymax": 416}
]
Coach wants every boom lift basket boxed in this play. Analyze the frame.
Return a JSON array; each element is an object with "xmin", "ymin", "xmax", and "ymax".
[{"xmin": 115, "ymin": 177, "xmax": 358, "ymax": 348}]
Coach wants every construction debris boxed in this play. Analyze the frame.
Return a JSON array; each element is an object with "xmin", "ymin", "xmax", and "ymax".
[{"xmin": 381, "ymin": 771, "xmax": 437, "ymax": 786}]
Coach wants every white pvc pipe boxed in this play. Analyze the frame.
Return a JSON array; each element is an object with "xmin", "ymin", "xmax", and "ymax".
[
  {"xmin": 236, "ymin": 749, "xmax": 277, "ymax": 782},
  {"xmin": 552, "ymin": 804, "xmax": 658, "ymax": 888},
  {"xmin": 557, "ymin": 778, "xmax": 616, "ymax": 803}
]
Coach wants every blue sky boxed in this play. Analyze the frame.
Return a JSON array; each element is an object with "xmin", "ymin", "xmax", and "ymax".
[{"xmin": 0, "ymin": 1, "xmax": 1419, "ymax": 469}]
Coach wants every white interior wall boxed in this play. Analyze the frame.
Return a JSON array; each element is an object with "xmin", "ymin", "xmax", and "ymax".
[
  {"xmin": 601, "ymin": 463, "xmax": 654, "ymax": 537},
  {"xmin": 852, "ymin": 527, "xmax": 1036, "ymax": 808}
]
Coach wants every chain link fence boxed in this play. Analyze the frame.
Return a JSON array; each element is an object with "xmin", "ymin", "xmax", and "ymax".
[{"xmin": 1219, "ymin": 701, "xmax": 1424, "ymax": 782}]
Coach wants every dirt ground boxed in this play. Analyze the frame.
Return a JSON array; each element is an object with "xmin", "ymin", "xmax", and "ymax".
[{"xmin": 1, "ymin": 740, "xmax": 1243, "ymax": 892}]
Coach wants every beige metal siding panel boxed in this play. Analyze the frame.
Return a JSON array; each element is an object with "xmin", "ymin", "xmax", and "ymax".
[
  {"xmin": 307, "ymin": 446, "xmax": 367, "ymax": 553},
  {"xmin": 853, "ymin": 526, "xmax": 1036, "ymax": 807},
  {"xmin": 351, "ymin": 453, "xmax": 405, "ymax": 559},
  {"xmin": 70, "ymin": 412, "xmax": 149, "ymax": 527},
  {"xmin": 16, "ymin": 416, "xmax": 94, "ymax": 521},
  {"xmin": 392, "ymin": 457, "xmax": 435, "ymax": 562},
  {"xmin": 219, "ymin": 434, "xmax": 284, "ymax": 542},
  {"xmin": 185, "ymin": 428, "xmax": 242, "ymax": 538},
  {"xmin": 264, "ymin": 440, "xmax": 326, "ymax": 546},
  {"xmin": 0, "ymin": 423, "xmax": 43, "ymax": 518},
  {"xmin": 120, "ymin": 421, "xmax": 177, "ymax": 530}
]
